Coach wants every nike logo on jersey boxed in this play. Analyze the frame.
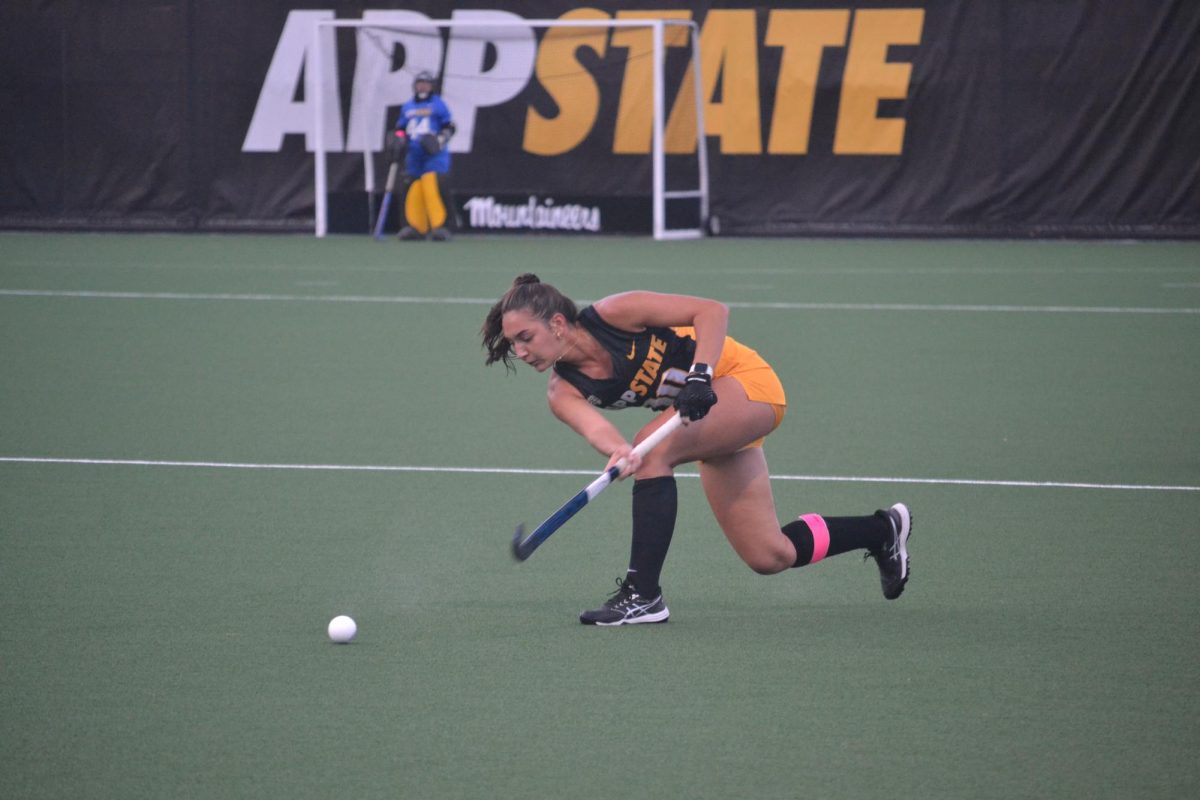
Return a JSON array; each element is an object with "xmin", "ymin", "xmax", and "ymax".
[
  {"xmin": 626, "ymin": 342, "xmax": 637, "ymax": 360},
  {"xmin": 618, "ymin": 334, "xmax": 668, "ymax": 405}
]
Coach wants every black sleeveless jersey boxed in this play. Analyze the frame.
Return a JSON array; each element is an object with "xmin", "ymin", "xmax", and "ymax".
[{"xmin": 553, "ymin": 306, "xmax": 697, "ymax": 411}]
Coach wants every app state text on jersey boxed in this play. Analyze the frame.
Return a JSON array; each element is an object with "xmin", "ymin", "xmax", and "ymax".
[{"xmin": 555, "ymin": 307, "xmax": 697, "ymax": 411}]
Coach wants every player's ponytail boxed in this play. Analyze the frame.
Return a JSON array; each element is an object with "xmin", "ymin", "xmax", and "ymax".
[{"xmin": 482, "ymin": 274, "xmax": 579, "ymax": 369}]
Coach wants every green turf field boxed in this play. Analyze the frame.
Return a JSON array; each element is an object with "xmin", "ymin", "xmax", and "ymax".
[{"xmin": 2, "ymin": 232, "xmax": 1198, "ymax": 799}]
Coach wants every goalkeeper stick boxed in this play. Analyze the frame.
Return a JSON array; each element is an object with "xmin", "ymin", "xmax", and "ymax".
[
  {"xmin": 511, "ymin": 413, "xmax": 684, "ymax": 562},
  {"xmin": 372, "ymin": 162, "xmax": 401, "ymax": 240}
]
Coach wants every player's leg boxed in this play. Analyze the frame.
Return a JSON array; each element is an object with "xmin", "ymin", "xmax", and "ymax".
[
  {"xmin": 578, "ymin": 455, "xmax": 675, "ymax": 625},
  {"xmin": 699, "ymin": 449, "xmax": 793, "ymax": 573},
  {"xmin": 644, "ymin": 375, "xmax": 778, "ymax": 469},
  {"xmin": 578, "ymin": 410, "xmax": 689, "ymax": 626},
  {"xmin": 419, "ymin": 172, "xmax": 450, "ymax": 241},
  {"xmin": 700, "ymin": 449, "xmax": 910, "ymax": 598},
  {"xmin": 629, "ymin": 379, "xmax": 777, "ymax": 583},
  {"xmin": 677, "ymin": 380, "xmax": 911, "ymax": 596},
  {"xmin": 402, "ymin": 178, "xmax": 429, "ymax": 239},
  {"xmin": 582, "ymin": 379, "xmax": 911, "ymax": 624},
  {"xmin": 672, "ymin": 378, "xmax": 792, "ymax": 572},
  {"xmin": 579, "ymin": 380, "xmax": 775, "ymax": 625}
]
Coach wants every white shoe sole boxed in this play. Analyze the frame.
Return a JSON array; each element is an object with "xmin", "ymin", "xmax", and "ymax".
[
  {"xmin": 890, "ymin": 502, "xmax": 911, "ymax": 582},
  {"xmin": 593, "ymin": 607, "xmax": 670, "ymax": 626}
]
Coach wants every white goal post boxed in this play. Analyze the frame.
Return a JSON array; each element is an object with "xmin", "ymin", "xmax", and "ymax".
[{"xmin": 311, "ymin": 17, "xmax": 709, "ymax": 240}]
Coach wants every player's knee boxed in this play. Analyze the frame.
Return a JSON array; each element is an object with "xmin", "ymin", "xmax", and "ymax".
[
  {"xmin": 745, "ymin": 558, "xmax": 785, "ymax": 576},
  {"xmin": 637, "ymin": 454, "xmax": 674, "ymax": 480},
  {"xmin": 741, "ymin": 546, "xmax": 792, "ymax": 575}
]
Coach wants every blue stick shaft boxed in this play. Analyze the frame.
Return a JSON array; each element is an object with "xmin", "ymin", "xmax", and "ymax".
[
  {"xmin": 515, "ymin": 468, "xmax": 617, "ymax": 558},
  {"xmin": 511, "ymin": 413, "xmax": 683, "ymax": 561},
  {"xmin": 373, "ymin": 192, "xmax": 393, "ymax": 239},
  {"xmin": 373, "ymin": 163, "xmax": 400, "ymax": 240}
]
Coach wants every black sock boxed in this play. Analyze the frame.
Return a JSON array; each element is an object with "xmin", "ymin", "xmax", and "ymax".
[
  {"xmin": 627, "ymin": 476, "xmax": 677, "ymax": 598},
  {"xmin": 780, "ymin": 513, "xmax": 890, "ymax": 568}
]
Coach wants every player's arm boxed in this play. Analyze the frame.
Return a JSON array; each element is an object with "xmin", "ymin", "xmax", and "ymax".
[
  {"xmin": 420, "ymin": 101, "xmax": 455, "ymax": 154},
  {"xmin": 547, "ymin": 373, "xmax": 640, "ymax": 477},
  {"xmin": 593, "ymin": 291, "xmax": 725, "ymax": 423},
  {"xmin": 436, "ymin": 99, "xmax": 456, "ymax": 145},
  {"xmin": 592, "ymin": 291, "xmax": 728, "ymax": 367}
]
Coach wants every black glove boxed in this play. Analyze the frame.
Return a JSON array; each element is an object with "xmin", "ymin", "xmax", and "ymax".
[
  {"xmin": 673, "ymin": 364, "xmax": 718, "ymax": 421},
  {"xmin": 420, "ymin": 133, "xmax": 441, "ymax": 155},
  {"xmin": 387, "ymin": 130, "xmax": 408, "ymax": 163}
]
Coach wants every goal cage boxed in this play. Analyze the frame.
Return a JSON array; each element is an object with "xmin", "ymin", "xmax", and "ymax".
[{"xmin": 312, "ymin": 16, "xmax": 710, "ymax": 240}]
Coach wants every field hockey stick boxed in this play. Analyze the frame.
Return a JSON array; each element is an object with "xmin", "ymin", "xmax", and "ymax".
[
  {"xmin": 511, "ymin": 412, "xmax": 684, "ymax": 562},
  {"xmin": 372, "ymin": 162, "xmax": 400, "ymax": 240}
]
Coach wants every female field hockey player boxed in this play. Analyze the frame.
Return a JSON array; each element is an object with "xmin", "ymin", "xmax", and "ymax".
[{"xmin": 481, "ymin": 274, "xmax": 912, "ymax": 625}]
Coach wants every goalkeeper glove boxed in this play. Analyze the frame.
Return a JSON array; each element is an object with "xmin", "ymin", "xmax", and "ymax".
[
  {"xmin": 673, "ymin": 363, "xmax": 718, "ymax": 421},
  {"xmin": 387, "ymin": 130, "xmax": 408, "ymax": 163},
  {"xmin": 419, "ymin": 133, "xmax": 441, "ymax": 156}
]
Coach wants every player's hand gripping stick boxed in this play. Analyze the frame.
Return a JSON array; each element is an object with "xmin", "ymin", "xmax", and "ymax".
[
  {"xmin": 673, "ymin": 363, "xmax": 718, "ymax": 421},
  {"xmin": 511, "ymin": 413, "xmax": 684, "ymax": 562}
]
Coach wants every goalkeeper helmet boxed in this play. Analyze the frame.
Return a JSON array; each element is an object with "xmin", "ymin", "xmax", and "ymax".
[{"xmin": 413, "ymin": 70, "xmax": 436, "ymax": 101}]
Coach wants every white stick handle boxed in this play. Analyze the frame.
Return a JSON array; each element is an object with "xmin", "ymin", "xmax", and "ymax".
[
  {"xmin": 616, "ymin": 412, "xmax": 684, "ymax": 473},
  {"xmin": 383, "ymin": 162, "xmax": 400, "ymax": 193},
  {"xmin": 585, "ymin": 413, "xmax": 685, "ymax": 501}
]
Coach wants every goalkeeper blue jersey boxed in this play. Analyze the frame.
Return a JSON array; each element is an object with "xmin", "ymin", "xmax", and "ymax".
[{"xmin": 395, "ymin": 95, "xmax": 453, "ymax": 175}]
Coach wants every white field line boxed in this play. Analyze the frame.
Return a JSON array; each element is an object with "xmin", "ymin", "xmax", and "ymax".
[
  {"xmin": 2, "ymin": 289, "xmax": 1198, "ymax": 315},
  {"xmin": 4, "ymin": 256, "xmax": 1199, "ymax": 277},
  {"xmin": 2, "ymin": 456, "xmax": 1196, "ymax": 492},
  {"xmin": 0, "ymin": 289, "xmax": 494, "ymax": 305}
]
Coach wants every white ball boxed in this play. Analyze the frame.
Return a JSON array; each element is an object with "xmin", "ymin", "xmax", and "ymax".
[{"xmin": 327, "ymin": 615, "xmax": 357, "ymax": 643}]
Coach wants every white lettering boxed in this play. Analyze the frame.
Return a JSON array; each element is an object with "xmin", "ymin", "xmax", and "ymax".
[
  {"xmin": 441, "ymin": 10, "xmax": 537, "ymax": 152},
  {"xmin": 346, "ymin": 11, "xmax": 443, "ymax": 152},
  {"xmin": 463, "ymin": 196, "xmax": 602, "ymax": 232},
  {"xmin": 244, "ymin": 9, "xmax": 538, "ymax": 155},
  {"xmin": 243, "ymin": 10, "xmax": 342, "ymax": 152}
]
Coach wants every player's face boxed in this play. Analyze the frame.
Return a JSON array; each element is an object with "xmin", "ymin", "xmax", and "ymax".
[
  {"xmin": 414, "ymin": 80, "xmax": 433, "ymax": 97},
  {"xmin": 501, "ymin": 309, "xmax": 560, "ymax": 372}
]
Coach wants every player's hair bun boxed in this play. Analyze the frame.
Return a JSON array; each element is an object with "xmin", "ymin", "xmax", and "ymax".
[{"xmin": 513, "ymin": 273, "xmax": 540, "ymax": 287}]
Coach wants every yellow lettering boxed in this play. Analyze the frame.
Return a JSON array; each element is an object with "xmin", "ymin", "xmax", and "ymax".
[
  {"xmin": 764, "ymin": 10, "xmax": 849, "ymax": 155},
  {"xmin": 611, "ymin": 10, "xmax": 693, "ymax": 154},
  {"xmin": 663, "ymin": 10, "xmax": 761, "ymax": 155},
  {"xmin": 649, "ymin": 335, "xmax": 667, "ymax": 357},
  {"xmin": 834, "ymin": 9, "xmax": 925, "ymax": 155},
  {"xmin": 524, "ymin": 9, "xmax": 611, "ymax": 156}
]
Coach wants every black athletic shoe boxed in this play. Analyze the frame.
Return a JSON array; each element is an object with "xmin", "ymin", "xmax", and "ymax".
[
  {"xmin": 868, "ymin": 503, "xmax": 912, "ymax": 600},
  {"xmin": 397, "ymin": 226, "xmax": 423, "ymax": 241},
  {"xmin": 429, "ymin": 227, "xmax": 451, "ymax": 242},
  {"xmin": 579, "ymin": 578, "xmax": 670, "ymax": 626}
]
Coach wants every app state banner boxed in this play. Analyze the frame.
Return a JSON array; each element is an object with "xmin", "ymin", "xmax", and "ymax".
[{"xmin": 1, "ymin": 1, "xmax": 1198, "ymax": 237}]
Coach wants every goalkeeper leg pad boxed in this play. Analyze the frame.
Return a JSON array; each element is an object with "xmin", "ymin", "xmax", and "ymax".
[
  {"xmin": 419, "ymin": 172, "xmax": 448, "ymax": 231},
  {"xmin": 404, "ymin": 180, "xmax": 430, "ymax": 235}
]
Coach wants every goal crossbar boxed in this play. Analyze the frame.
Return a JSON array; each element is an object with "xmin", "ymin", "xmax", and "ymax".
[{"xmin": 312, "ymin": 17, "xmax": 709, "ymax": 240}]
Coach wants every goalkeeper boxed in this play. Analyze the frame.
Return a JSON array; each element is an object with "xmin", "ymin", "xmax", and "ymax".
[{"xmin": 389, "ymin": 71, "xmax": 456, "ymax": 242}]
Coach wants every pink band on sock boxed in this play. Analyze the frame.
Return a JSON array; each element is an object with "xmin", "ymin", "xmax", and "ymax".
[{"xmin": 801, "ymin": 514, "xmax": 830, "ymax": 563}]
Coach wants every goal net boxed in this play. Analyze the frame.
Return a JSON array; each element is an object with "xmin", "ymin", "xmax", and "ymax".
[{"xmin": 311, "ymin": 13, "xmax": 709, "ymax": 239}]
